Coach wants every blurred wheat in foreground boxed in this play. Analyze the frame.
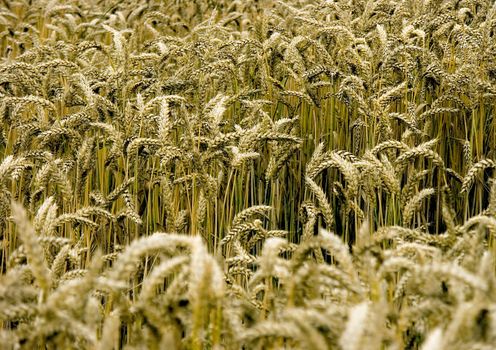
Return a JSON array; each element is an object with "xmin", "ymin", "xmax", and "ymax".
[{"xmin": 1, "ymin": 0, "xmax": 496, "ymax": 349}]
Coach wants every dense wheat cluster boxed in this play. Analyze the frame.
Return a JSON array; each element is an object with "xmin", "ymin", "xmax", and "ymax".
[{"xmin": 1, "ymin": 0, "xmax": 496, "ymax": 348}]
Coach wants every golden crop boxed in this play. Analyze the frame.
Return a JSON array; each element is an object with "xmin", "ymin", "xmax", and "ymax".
[{"xmin": 0, "ymin": 0, "xmax": 495, "ymax": 349}]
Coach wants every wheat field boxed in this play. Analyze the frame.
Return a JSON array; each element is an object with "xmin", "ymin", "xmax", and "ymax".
[{"xmin": 1, "ymin": 0, "xmax": 496, "ymax": 349}]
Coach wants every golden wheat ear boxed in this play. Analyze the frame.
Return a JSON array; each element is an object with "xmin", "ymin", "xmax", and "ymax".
[{"xmin": 11, "ymin": 201, "xmax": 52, "ymax": 296}]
